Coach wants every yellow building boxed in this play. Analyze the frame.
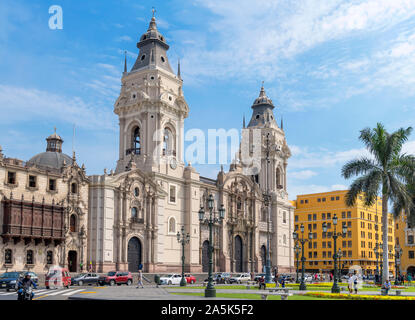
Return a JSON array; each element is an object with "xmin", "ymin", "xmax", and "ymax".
[
  {"xmin": 394, "ymin": 216, "xmax": 415, "ymax": 277},
  {"xmin": 293, "ymin": 190, "xmax": 395, "ymax": 276}
]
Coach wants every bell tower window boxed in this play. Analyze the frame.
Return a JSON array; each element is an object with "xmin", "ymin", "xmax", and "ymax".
[
  {"xmin": 163, "ymin": 127, "xmax": 176, "ymax": 156},
  {"xmin": 127, "ymin": 126, "xmax": 141, "ymax": 156}
]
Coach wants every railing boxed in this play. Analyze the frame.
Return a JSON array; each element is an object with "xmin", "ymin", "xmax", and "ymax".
[
  {"xmin": 126, "ymin": 148, "xmax": 141, "ymax": 155},
  {"xmin": 130, "ymin": 217, "xmax": 144, "ymax": 224}
]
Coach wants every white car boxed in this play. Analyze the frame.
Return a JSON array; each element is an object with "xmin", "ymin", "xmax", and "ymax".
[
  {"xmin": 159, "ymin": 274, "xmax": 183, "ymax": 285},
  {"xmin": 229, "ymin": 273, "xmax": 251, "ymax": 284}
]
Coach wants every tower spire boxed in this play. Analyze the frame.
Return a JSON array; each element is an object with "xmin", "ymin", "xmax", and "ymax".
[
  {"xmin": 124, "ymin": 51, "xmax": 127, "ymax": 73},
  {"xmin": 281, "ymin": 116, "xmax": 284, "ymax": 130},
  {"xmin": 243, "ymin": 114, "xmax": 246, "ymax": 129},
  {"xmin": 177, "ymin": 58, "xmax": 181, "ymax": 79}
]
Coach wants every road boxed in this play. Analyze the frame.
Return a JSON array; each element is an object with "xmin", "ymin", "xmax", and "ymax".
[{"xmin": 0, "ymin": 285, "xmax": 103, "ymax": 301}]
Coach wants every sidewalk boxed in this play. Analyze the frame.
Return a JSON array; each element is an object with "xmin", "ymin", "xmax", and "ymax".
[{"xmin": 68, "ymin": 285, "xmax": 238, "ymax": 300}]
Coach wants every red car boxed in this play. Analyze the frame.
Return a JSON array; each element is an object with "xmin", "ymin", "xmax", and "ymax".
[
  {"xmin": 45, "ymin": 268, "xmax": 71, "ymax": 289},
  {"xmin": 185, "ymin": 274, "xmax": 196, "ymax": 284},
  {"xmin": 98, "ymin": 271, "xmax": 133, "ymax": 286}
]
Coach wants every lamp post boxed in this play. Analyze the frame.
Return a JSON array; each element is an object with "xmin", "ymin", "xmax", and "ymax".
[
  {"xmin": 177, "ymin": 225, "xmax": 190, "ymax": 287},
  {"xmin": 323, "ymin": 214, "xmax": 347, "ymax": 294},
  {"xmin": 199, "ymin": 194, "xmax": 225, "ymax": 297},
  {"xmin": 394, "ymin": 244, "xmax": 403, "ymax": 285},
  {"xmin": 337, "ymin": 248, "xmax": 343, "ymax": 279},
  {"xmin": 294, "ymin": 243, "xmax": 301, "ymax": 283},
  {"xmin": 293, "ymin": 224, "xmax": 313, "ymax": 290}
]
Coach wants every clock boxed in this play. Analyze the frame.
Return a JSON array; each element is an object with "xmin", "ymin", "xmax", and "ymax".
[{"xmin": 170, "ymin": 157, "xmax": 177, "ymax": 170}]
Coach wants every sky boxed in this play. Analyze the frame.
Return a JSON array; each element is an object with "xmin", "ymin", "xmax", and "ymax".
[{"xmin": 1, "ymin": 0, "xmax": 415, "ymax": 200}]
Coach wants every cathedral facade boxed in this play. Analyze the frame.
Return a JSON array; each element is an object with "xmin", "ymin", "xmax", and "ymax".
[
  {"xmin": 0, "ymin": 15, "xmax": 295, "ymax": 275},
  {"xmin": 88, "ymin": 16, "xmax": 295, "ymax": 274}
]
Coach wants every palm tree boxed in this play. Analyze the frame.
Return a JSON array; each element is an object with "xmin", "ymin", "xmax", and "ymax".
[{"xmin": 341, "ymin": 123, "xmax": 415, "ymax": 281}]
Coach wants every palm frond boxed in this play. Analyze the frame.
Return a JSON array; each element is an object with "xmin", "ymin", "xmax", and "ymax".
[{"xmin": 341, "ymin": 157, "xmax": 380, "ymax": 179}]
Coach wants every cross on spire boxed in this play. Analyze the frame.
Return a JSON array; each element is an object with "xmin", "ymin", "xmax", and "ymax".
[{"xmin": 152, "ymin": 7, "xmax": 156, "ymax": 18}]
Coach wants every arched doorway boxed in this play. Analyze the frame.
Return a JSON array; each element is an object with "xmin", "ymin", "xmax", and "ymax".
[
  {"xmin": 235, "ymin": 235, "xmax": 243, "ymax": 272},
  {"xmin": 202, "ymin": 240, "xmax": 209, "ymax": 272},
  {"xmin": 127, "ymin": 237, "xmax": 142, "ymax": 272},
  {"xmin": 261, "ymin": 245, "xmax": 266, "ymax": 272},
  {"xmin": 68, "ymin": 251, "xmax": 77, "ymax": 272},
  {"xmin": 407, "ymin": 266, "xmax": 415, "ymax": 277}
]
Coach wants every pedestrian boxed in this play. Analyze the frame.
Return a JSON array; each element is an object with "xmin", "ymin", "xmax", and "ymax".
[
  {"xmin": 351, "ymin": 271, "xmax": 358, "ymax": 294},
  {"xmin": 136, "ymin": 269, "xmax": 144, "ymax": 288},
  {"xmin": 408, "ymin": 274, "xmax": 412, "ymax": 284},
  {"xmin": 347, "ymin": 273, "xmax": 353, "ymax": 294},
  {"xmin": 383, "ymin": 279, "xmax": 391, "ymax": 295},
  {"xmin": 258, "ymin": 276, "xmax": 265, "ymax": 290}
]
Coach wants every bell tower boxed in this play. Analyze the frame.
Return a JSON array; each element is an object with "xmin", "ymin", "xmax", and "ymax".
[
  {"xmin": 114, "ymin": 14, "xmax": 189, "ymax": 174},
  {"xmin": 239, "ymin": 84, "xmax": 291, "ymax": 195}
]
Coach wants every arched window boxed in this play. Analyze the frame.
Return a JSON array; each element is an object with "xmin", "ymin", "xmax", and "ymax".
[
  {"xmin": 131, "ymin": 207, "xmax": 138, "ymax": 218},
  {"xmin": 283, "ymin": 211, "xmax": 287, "ymax": 224},
  {"xmin": 163, "ymin": 127, "xmax": 175, "ymax": 156},
  {"xmin": 26, "ymin": 250, "xmax": 33, "ymax": 265},
  {"xmin": 133, "ymin": 127, "xmax": 141, "ymax": 155},
  {"xmin": 70, "ymin": 214, "xmax": 77, "ymax": 232},
  {"xmin": 237, "ymin": 197, "xmax": 242, "ymax": 211},
  {"xmin": 71, "ymin": 182, "xmax": 77, "ymax": 194},
  {"xmin": 261, "ymin": 208, "xmax": 267, "ymax": 222},
  {"xmin": 276, "ymin": 168, "xmax": 282, "ymax": 189},
  {"xmin": 5, "ymin": 249, "xmax": 12, "ymax": 264},
  {"xmin": 46, "ymin": 251, "xmax": 53, "ymax": 264},
  {"xmin": 134, "ymin": 187, "xmax": 139, "ymax": 197},
  {"xmin": 168, "ymin": 217, "xmax": 176, "ymax": 233}
]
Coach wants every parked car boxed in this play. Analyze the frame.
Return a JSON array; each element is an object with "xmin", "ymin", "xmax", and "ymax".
[
  {"xmin": 45, "ymin": 268, "xmax": 71, "ymax": 289},
  {"xmin": 0, "ymin": 272, "xmax": 24, "ymax": 291},
  {"xmin": 98, "ymin": 271, "xmax": 133, "ymax": 286},
  {"xmin": 278, "ymin": 274, "xmax": 294, "ymax": 283},
  {"xmin": 185, "ymin": 274, "xmax": 196, "ymax": 284},
  {"xmin": 229, "ymin": 273, "xmax": 251, "ymax": 284},
  {"xmin": 254, "ymin": 273, "xmax": 275, "ymax": 282},
  {"xmin": 204, "ymin": 272, "xmax": 231, "ymax": 284},
  {"xmin": 71, "ymin": 273, "xmax": 100, "ymax": 286},
  {"xmin": 159, "ymin": 274, "xmax": 183, "ymax": 285}
]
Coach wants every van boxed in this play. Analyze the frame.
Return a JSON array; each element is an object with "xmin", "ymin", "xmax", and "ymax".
[{"xmin": 45, "ymin": 268, "xmax": 71, "ymax": 289}]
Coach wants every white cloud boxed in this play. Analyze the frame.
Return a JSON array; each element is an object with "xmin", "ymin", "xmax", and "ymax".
[
  {"xmin": 289, "ymin": 170, "xmax": 317, "ymax": 180},
  {"xmin": 181, "ymin": 0, "xmax": 415, "ymax": 82},
  {"xmin": 116, "ymin": 35, "xmax": 133, "ymax": 42},
  {"xmin": 0, "ymin": 85, "xmax": 116, "ymax": 131}
]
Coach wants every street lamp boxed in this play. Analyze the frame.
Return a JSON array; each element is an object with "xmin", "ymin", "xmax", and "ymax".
[
  {"xmin": 294, "ymin": 243, "xmax": 301, "ymax": 283},
  {"xmin": 323, "ymin": 214, "xmax": 347, "ymax": 293},
  {"xmin": 293, "ymin": 224, "xmax": 313, "ymax": 290},
  {"xmin": 177, "ymin": 225, "xmax": 190, "ymax": 287},
  {"xmin": 199, "ymin": 194, "xmax": 225, "ymax": 297},
  {"xmin": 337, "ymin": 248, "xmax": 343, "ymax": 279},
  {"xmin": 394, "ymin": 244, "xmax": 403, "ymax": 285}
]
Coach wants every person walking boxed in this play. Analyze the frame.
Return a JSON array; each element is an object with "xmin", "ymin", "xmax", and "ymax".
[
  {"xmin": 347, "ymin": 273, "xmax": 353, "ymax": 294},
  {"xmin": 136, "ymin": 269, "xmax": 144, "ymax": 288},
  {"xmin": 351, "ymin": 271, "xmax": 358, "ymax": 294}
]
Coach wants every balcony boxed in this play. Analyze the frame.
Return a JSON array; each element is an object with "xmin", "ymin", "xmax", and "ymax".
[
  {"xmin": 130, "ymin": 217, "xmax": 144, "ymax": 224},
  {"xmin": 1, "ymin": 199, "xmax": 65, "ymax": 244},
  {"xmin": 126, "ymin": 148, "xmax": 141, "ymax": 156}
]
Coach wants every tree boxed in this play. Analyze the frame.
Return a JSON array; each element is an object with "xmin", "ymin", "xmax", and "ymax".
[{"xmin": 341, "ymin": 123, "xmax": 415, "ymax": 281}]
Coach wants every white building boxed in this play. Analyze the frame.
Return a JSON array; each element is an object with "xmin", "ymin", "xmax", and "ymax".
[{"xmin": 88, "ymin": 15, "xmax": 295, "ymax": 274}]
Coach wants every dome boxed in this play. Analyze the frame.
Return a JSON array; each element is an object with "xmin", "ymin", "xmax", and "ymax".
[
  {"xmin": 27, "ymin": 152, "xmax": 73, "ymax": 170},
  {"xmin": 252, "ymin": 85, "xmax": 274, "ymax": 107}
]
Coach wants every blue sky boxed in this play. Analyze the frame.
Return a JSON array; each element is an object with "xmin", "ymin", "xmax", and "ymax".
[{"xmin": 1, "ymin": 0, "xmax": 415, "ymax": 200}]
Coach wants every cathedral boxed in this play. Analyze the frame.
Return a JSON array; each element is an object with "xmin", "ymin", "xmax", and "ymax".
[{"xmin": 0, "ymin": 15, "xmax": 295, "ymax": 274}]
